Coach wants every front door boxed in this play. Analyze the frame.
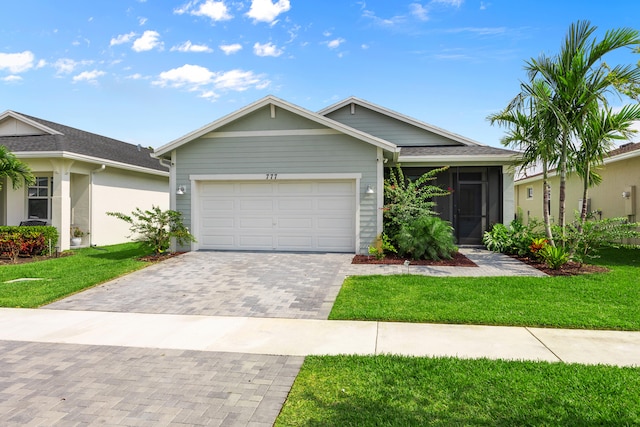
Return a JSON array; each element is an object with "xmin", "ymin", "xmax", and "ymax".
[{"xmin": 455, "ymin": 180, "xmax": 486, "ymax": 245}]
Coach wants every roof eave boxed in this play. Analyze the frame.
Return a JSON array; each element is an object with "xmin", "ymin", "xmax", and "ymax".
[
  {"xmin": 154, "ymin": 95, "xmax": 399, "ymax": 157},
  {"xmin": 0, "ymin": 110, "xmax": 63, "ymax": 136},
  {"xmin": 319, "ymin": 96, "xmax": 485, "ymax": 147},
  {"xmin": 398, "ymin": 154, "xmax": 519, "ymax": 165},
  {"xmin": 14, "ymin": 151, "xmax": 169, "ymax": 177}
]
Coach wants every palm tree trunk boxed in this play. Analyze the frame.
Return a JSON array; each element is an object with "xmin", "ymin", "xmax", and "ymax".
[
  {"xmin": 558, "ymin": 133, "xmax": 568, "ymax": 243},
  {"xmin": 542, "ymin": 166, "xmax": 555, "ymax": 247}
]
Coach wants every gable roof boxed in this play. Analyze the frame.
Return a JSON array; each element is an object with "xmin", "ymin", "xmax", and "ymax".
[
  {"xmin": 153, "ymin": 95, "xmax": 400, "ymax": 158},
  {"xmin": 0, "ymin": 110, "xmax": 167, "ymax": 174},
  {"xmin": 318, "ymin": 96, "xmax": 484, "ymax": 147}
]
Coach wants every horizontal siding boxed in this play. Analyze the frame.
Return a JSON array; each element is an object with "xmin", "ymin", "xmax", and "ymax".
[
  {"xmin": 215, "ymin": 106, "xmax": 325, "ymax": 133},
  {"xmin": 175, "ymin": 133, "xmax": 378, "ymax": 253},
  {"xmin": 326, "ymin": 105, "xmax": 458, "ymax": 147}
]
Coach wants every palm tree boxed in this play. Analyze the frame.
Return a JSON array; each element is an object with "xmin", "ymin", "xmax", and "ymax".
[
  {"xmin": 0, "ymin": 145, "xmax": 35, "ymax": 190},
  {"xmin": 488, "ymin": 80, "xmax": 559, "ymax": 245},
  {"xmin": 525, "ymin": 20, "xmax": 640, "ymax": 234},
  {"xmin": 575, "ymin": 104, "xmax": 640, "ymax": 226}
]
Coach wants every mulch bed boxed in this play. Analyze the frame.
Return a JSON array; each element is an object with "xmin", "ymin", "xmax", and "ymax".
[
  {"xmin": 509, "ymin": 255, "xmax": 609, "ymax": 277},
  {"xmin": 352, "ymin": 251, "xmax": 477, "ymax": 267},
  {"xmin": 137, "ymin": 252, "xmax": 186, "ymax": 262},
  {"xmin": 0, "ymin": 251, "xmax": 74, "ymax": 265}
]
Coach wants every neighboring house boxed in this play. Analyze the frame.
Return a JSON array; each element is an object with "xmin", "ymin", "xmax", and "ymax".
[
  {"xmin": 0, "ymin": 110, "xmax": 169, "ymax": 250},
  {"xmin": 153, "ymin": 95, "xmax": 519, "ymax": 253},
  {"xmin": 515, "ymin": 142, "xmax": 639, "ymax": 225}
]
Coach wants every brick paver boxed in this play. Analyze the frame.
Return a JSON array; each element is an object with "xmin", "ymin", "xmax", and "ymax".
[
  {"xmin": 46, "ymin": 251, "xmax": 352, "ymax": 319},
  {"xmin": 0, "ymin": 340, "xmax": 303, "ymax": 427}
]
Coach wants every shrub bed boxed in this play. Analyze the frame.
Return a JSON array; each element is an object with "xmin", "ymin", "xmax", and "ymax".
[{"xmin": 0, "ymin": 226, "xmax": 59, "ymax": 262}]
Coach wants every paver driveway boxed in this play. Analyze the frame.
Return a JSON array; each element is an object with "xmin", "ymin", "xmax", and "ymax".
[{"xmin": 46, "ymin": 251, "xmax": 354, "ymax": 319}]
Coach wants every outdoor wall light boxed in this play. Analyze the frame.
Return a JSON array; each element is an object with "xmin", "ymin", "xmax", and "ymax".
[
  {"xmin": 366, "ymin": 185, "xmax": 375, "ymax": 194},
  {"xmin": 622, "ymin": 191, "xmax": 631, "ymax": 199},
  {"xmin": 176, "ymin": 185, "xmax": 186, "ymax": 195}
]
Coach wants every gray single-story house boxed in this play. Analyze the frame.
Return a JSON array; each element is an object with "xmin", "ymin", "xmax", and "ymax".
[
  {"xmin": 0, "ymin": 110, "xmax": 169, "ymax": 250},
  {"xmin": 154, "ymin": 96, "xmax": 518, "ymax": 253}
]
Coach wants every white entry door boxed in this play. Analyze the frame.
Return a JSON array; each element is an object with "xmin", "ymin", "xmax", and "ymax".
[{"xmin": 197, "ymin": 180, "xmax": 356, "ymax": 252}]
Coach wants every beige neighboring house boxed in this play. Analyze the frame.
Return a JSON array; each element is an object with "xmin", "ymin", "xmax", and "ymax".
[
  {"xmin": 514, "ymin": 142, "xmax": 639, "ymax": 225},
  {"xmin": 0, "ymin": 110, "xmax": 169, "ymax": 250}
]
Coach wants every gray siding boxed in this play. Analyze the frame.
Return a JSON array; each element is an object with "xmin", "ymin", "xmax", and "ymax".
[
  {"xmin": 215, "ymin": 106, "xmax": 326, "ymax": 133},
  {"xmin": 326, "ymin": 105, "xmax": 459, "ymax": 147},
  {"xmin": 175, "ymin": 133, "xmax": 378, "ymax": 253}
]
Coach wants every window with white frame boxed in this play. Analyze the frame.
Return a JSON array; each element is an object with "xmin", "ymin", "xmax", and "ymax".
[
  {"xmin": 27, "ymin": 177, "xmax": 53, "ymax": 220},
  {"xmin": 526, "ymin": 187, "xmax": 533, "ymax": 199}
]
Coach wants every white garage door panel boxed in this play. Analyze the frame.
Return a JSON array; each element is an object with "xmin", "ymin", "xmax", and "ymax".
[{"xmin": 198, "ymin": 180, "xmax": 356, "ymax": 252}]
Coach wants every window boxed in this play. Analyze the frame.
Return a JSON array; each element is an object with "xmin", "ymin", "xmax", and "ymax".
[
  {"xmin": 526, "ymin": 187, "xmax": 533, "ymax": 199},
  {"xmin": 27, "ymin": 177, "xmax": 52, "ymax": 220}
]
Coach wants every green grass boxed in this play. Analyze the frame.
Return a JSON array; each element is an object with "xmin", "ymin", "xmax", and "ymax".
[
  {"xmin": 330, "ymin": 247, "xmax": 640, "ymax": 330},
  {"xmin": 0, "ymin": 243, "xmax": 152, "ymax": 307},
  {"xmin": 276, "ymin": 355, "xmax": 640, "ymax": 426}
]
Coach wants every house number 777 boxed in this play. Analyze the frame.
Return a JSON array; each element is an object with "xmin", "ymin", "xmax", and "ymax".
[{"xmin": 266, "ymin": 173, "xmax": 278, "ymax": 180}]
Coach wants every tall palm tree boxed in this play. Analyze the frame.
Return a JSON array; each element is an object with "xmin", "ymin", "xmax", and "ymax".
[
  {"xmin": 525, "ymin": 20, "xmax": 640, "ymax": 234},
  {"xmin": 575, "ymin": 103, "xmax": 640, "ymax": 226},
  {"xmin": 0, "ymin": 145, "xmax": 35, "ymax": 190},
  {"xmin": 488, "ymin": 80, "xmax": 559, "ymax": 245}
]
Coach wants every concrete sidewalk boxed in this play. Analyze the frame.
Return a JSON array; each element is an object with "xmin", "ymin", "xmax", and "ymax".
[{"xmin": 2, "ymin": 308, "xmax": 639, "ymax": 367}]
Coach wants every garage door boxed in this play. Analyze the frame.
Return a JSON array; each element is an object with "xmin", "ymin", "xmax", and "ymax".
[{"xmin": 198, "ymin": 180, "xmax": 356, "ymax": 252}]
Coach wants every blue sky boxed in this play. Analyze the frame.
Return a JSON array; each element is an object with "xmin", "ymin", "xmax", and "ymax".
[{"xmin": 2, "ymin": 0, "xmax": 640, "ymax": 148}]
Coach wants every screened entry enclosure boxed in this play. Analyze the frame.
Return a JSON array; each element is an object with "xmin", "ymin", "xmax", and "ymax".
[{"xmin": 398, "ymin": 166, "xmax": 503, "ymax": 245}]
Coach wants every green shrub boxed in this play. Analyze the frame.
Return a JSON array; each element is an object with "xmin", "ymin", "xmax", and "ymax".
[
  {"xmin": 383, "ymin": 165, "xmax": 450, "ymax": 245},
  {"xmin": 368, "ymin": 233, "xmax": 397, "ymax": 260},
  {"xmin": 539, "ymin": 245, "xmax": 570, "ymax": 270},
  {"xmin": 558, "ymin": 215, "xmax": 640, "ymax": 264},
  {"xmin": 395, "ymin": 216, "xmax": 457, "ymax": 261},
  {"xmin": 483, "ymin": 219, "xmax": 545, "ymax": 257},
  {"xmin": 107, "ymin": 206, "xmax": 196, "ymax": 254}
]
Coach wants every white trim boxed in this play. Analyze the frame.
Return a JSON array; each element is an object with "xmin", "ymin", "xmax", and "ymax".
[
  {"xmin": 319, "ymin": 97, "xmax": 484, "ymax": 147},
  {"xmin": 0, "ymin": 110, "xmax": 63, "ymax": 136},
  {"xmin": 154, "ymin": 95, "xmax": 399, "ymax": 157},
  {"xmin": 376, "ymin": 147, "xmax": 384, "ymax": 237},
  {"xmin": 189, "ymin": 173, "xmax": 362, "ymax": 181},
  {"xmin": 202, "ymin": 129, "xmax": 341, "ymax": 138},
  {"xmin": 14, "ymin": 151, "xmax": 169, "ymax": 177}
]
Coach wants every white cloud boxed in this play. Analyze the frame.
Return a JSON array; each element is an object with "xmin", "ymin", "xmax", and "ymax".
[
  {"xmin": 2, "ymin": 75, "xmax": 23, "ymax": 83},
  {"xmin": 132, "ymin": 30, "xmax": 163, "ymax": 52},
  {"xmin": 53, "ymin": 58, "xmax": 93, "ymax": 74},
  {"xmin": 253, "ymin": 41, "xmax": 283, "ymax": 57},
  {"xmin": 153, "ymin": 64, "xmax": 269, "ymax": 98},
  {"xmin": 433, "ymin": 0, "xmax": 463, "ymax": 6},
  {"xmin": 126, "ymin": 73, "xmax": 144, "ymax": 80},
  {"xmin": 0, "ymin": 51, "xmax": 35, "ymax": 73},
  {"xmin": 110, "ymin": 32, "xmax": 137, "ymax": 46},
  {"xmin": 175, "ymin": 0, "xmax": 232, "ymax": 22},
  {"xmin": 170, "ymin": 41, "xmax": 213, "ymax": 53},
  {"xmin": 246, "ymin": 0, "xmax": 290, "ymax": 24},
  {"xmin": 409, "ymin": 3, "xmax": 429, "ymax": 21},
  {"xmin": 73, "ymin": 69, "xmax": 106, "ymax": 83},
  {"xmin": 139, "ymin": 17, "xmax": 148, "ymax": 25},
  {"xmin": 220, "ymin": 43, "xmax": 243, "ymax": 55},
  {"xmin": 327, "ymin": 38, "xmax": 345, "ymax": 49},
  {"xmin": 36, "ymin": 59, "xmax": 47, "ymax": 68},
  {"xmin": 362, "ymin": 9, "xmax": 406, "ymax": 27}
]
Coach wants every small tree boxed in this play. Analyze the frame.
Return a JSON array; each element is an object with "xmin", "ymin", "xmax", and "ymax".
[
  {"xmin": 107, "ymin": 206, "xmax": 196, "ymax": 254},
  {"xmin": 0, "ymin": 145, "xmax": 35, "ymax": 190}
]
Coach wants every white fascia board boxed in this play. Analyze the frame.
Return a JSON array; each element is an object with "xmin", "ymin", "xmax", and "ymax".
[
  {"xmin": 0, "ymin": 110, "xmax": 63, "ymax": 135},
  {"xmin": 603, "ymin": 147, "xmax": 640, "ymax": 164},
  {"xmin": 154, "ymin": 95, "xmax": 399, "ymax": 157},
  {"xmin": 14, "ymin": 151, "xmax": 169, "ymax": 177},
  {"xmin": 319, "ymin": 97, "xmax": 484, "ymax": 147},
  {"xmin": 190, "ymin": 173, "xmax": 362, "ymax": 181}
]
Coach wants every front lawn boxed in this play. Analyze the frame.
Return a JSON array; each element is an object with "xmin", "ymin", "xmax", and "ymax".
[
  {"xmin": 329, "ymin": 247, "xmax": 640, "ymax": 330},
  {"xmin": 276, "ymin": 355, "xmax": 640, "ymax": 426},
  {"xmin": 0, "ymin": 243, "xmax": 152, "ymax": 307}
]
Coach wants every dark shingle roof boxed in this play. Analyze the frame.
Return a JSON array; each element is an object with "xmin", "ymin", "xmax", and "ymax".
[
  {"xmin": 399, "ymin": 145, "xmax": 519, "ymax": 157},
  {"xmin": 607, "ymin": 142, "xmax": 640, "ymax": 158},
  {"xmin": 0, "ymin": 112, "xmax": 167, "ymax": 172}
]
